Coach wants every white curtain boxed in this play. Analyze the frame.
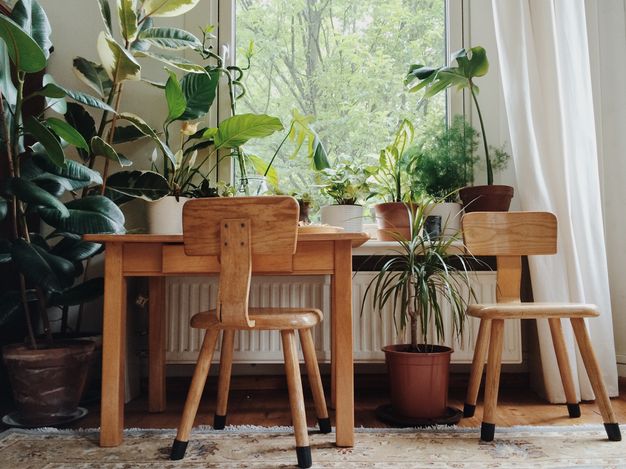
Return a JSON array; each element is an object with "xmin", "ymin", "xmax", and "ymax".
[{"xmin": 491, "ymin": 0, "xmax": 618, "ymax": 401}]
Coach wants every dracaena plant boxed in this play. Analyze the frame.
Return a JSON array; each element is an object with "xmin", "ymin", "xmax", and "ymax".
[
  {"xmin": 0, "ymin": 0, "xmax": 125, "ymax": 349},
  {"xmin": 405, "ymin": 46, "xmax": 509, "ymax": 186}
]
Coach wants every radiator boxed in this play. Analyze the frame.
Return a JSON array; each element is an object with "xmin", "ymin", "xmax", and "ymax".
[{"xmin": 165, "ymin": 272, "xmax": 522, "ymax": 364}]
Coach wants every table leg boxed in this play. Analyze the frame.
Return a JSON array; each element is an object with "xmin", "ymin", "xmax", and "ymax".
[
  {"xmin": 100, "ymin": 243, "xmax": 127, "ymax": 447},
  {"xmin": 149, "ymin": 276, "xmax": 166, "ymax": 412},
  {"xmin": 332, "ymin": 240, "xmax": 354, "ymax": 447}
]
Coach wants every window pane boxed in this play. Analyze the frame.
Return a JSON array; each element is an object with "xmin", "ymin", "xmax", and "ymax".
[{"xmin": 235, "ymin": 0, "xmax": 446, "ymax": 197}]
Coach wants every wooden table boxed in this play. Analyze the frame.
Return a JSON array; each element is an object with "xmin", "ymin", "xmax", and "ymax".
[{"xmin": 84, "ymin": 232, "xmax": 369, "ymax": 448}]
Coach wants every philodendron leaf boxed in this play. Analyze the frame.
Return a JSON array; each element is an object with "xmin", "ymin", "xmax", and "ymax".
[
  {"xmin": 51, "ymin": 277, "xmax": 104, "ymax": 306},
  {"xmin": 45, "ymin": 117, "xmax": 89, "ymax": 150},
  {"xmin": 118, "ymin": 112, "xmax": 176, "ymax": 165},
  {"xmin": 11, "ymin": 0, "xmax": 52, "ymax": 59},
  {"xmin": 38, "ymin": 195, "xmax": 125, "ymax": 234},
  {"xmin": 7, "ymin": 177, "xmax": 69, "ymax": 217},
  {"xmin": 106, "ymin": 170, "xmax": 170, "ymax": 200},
  {"xmin": 72, "ymin": 57, "xmax": 112, "ymax": 97},
  {"xmin": 0, "ymin": 14, "xmax": 46, "ymax": 72},
  {"xmin": 142, "ymin": 0, "xmax": 201, "ymax": 18},
  {"xmin": 98, "ymin": 31, "xmax": 141, "ymax": 82},
  {"xmin": 215, "ymin": 114, "xmax": 284, "ymax": 149},
  {"xmin": 165, "ymin": 69, "xmax": 186, "ymax": 122},
  {"xmin": 24, "ymin": 115, "xmax": 65, "ymax": 167},
  {"xmin": 179, "ymin": 67, "xmax": 220, "ymax": 120},
  {"xmin": 97, "ymin": 0, "xmax": 113, "ymax": 35},
  {"xmin": 11, "ymin": 238, "xmax": 63, "ymax": 292},
  {"xmin": 138, "ymin": 27, "xmax": 202, "ymax": 50},
  {"xmin": 134, "ymin": 50, "xmax": 205, "ymax": 74},
  {"xmin": 91, "ymin": 136, "xmax": 132, "ymax": 167},
  {"xmin": 117, "ymin": 0, "xmax": 138, "ymax": 42}
]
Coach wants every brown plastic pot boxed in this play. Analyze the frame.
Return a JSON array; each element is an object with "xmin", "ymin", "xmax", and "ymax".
[
  {"xmin": 2, "ymin": 339, "xmax": 95, "ymax": 426},
  {"xmin": 373, "ymin": 202, "xmax": 417, "ymax": 241},
  {"xmin": 382, "ymin": 344, "xmax": 452, "ymax": 419},
  {"xmin": 459, "ymin": 185, "xmax": 514, "ymax": 212}
]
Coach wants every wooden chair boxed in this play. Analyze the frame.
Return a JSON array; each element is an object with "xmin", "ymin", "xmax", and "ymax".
[
  {"xmin": 170, "ymin": 196, "xmax": 331, "ymax": 468},
  {"xmin": 461, "ymin": 211, "xmax": 621, "ymax": 442}
]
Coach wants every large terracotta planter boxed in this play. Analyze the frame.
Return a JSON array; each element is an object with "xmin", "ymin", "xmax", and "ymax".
[
  {"xmin": 373, "ymin": 202, "xmax": 417, "ymax": 241},
  {"xmin": 382, "ymin": 344, "xmax": 452, "ymax": 419},
  {"xmin": 459, "ymin": 185, "xmax": 514, "ymax": 212},
  {"xmin": 320, "ymin": 204, "xmax": 363, "ymax": 232},
  {"xmin": 2, "ymin": 340, "xmax": 95, "ymax": 426}
]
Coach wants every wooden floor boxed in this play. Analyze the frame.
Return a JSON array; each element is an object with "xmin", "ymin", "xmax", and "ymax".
[{"xmin": 60, "ymin": 374, "xmax": 626, "ymax": 430}]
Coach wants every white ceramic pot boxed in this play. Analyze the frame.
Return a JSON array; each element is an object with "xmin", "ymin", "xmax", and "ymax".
[
  {"xmin": 146, "ymin": 196, "xmax": 189, "ymax": 234},
  {"xmin": 426, "ymin": 202, "xmax": 463, "ymax": 239},
  {"xmin": 320, "ymin": 204, "xmax": 364, "ymax": 232}
]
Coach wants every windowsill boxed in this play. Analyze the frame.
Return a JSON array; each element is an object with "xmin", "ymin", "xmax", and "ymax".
[{"xmin": 353, "ymin": 239, "xmax": 466, "ymax": 256}]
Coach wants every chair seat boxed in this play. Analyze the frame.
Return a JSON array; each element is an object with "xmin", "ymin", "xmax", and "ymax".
[
  {"xmin": 467, "ymin": 302, "xmax": 599, "ymax": 319},
  {"xmin": 191, "ymin": 308, "xmax": 323, "ymax": 330}
]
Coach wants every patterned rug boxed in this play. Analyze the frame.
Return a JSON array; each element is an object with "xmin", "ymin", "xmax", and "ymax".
[{"xmin": 1, "ymin": 425, "xmax": 625, "ymax": 468}]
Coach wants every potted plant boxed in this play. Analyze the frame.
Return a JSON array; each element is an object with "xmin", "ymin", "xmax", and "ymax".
[
  {"xmin": 1, "ymin": 0, "xmax": 125, "ymax": 425},
  {"xmin": 318, "ymin": 156, "xmax": 368, "ymax": 232},
  {"xmin": 362, "ymin": 203, "xmax": 475, "ymax": 423},
  {"xmin": 367, "ymin": 119, "xmax": 420, "ymax": 240},
  {"xmin": 409, "ymin": 116, "xmax": 479, "ymax": 237},
  {"xmin": 406, "ymin": 46, "xmax": 513, "ymax": 212}
]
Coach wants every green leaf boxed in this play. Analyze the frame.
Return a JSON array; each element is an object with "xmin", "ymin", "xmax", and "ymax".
[
  {"xmin": 22, "ymin": 152, "xmax": 102, "ymax": 191},
  {"xmin": 11, "ymin": 238, "xmax": 63, "ymax": 292},
  {"xmin": 118, "ymin": 112, "xmax": 175, "ymax": 165},
  {"xmin": 0, "ymin": 289, "xmax": 37, "ymax": 326},
  {"xmin": 91, "ymin": 136, "xmax": 131, "ymax": 167},
  {"xmin": 50, "ymin": 237, "xmax": 102, "ymax": 262},
  {"xmin": 38, "ymin": 195, "xmax": 125, "ymax": 234},
  {"xmin": 106, "ymin": 170, "xmax": 170, "ymax": 200},
  {"xmin": 33, "ymin": 243, "xmax": 76, "ymax": 288},
  {"xmin": 0, "ymin": 196, "xmax": 7, "ymax": 221},
  {"xmin": 97, "ymin": 31, "xmax": 141, "ymax": 82},
  {"xmin": 7, "ymin": 177, "xmax": 69, "ymax": 216},
  {"xmin": 215, "ymin": 114, "xmax": 283, "ymax": 149},
  {"xmin": 142, "ymin": 0, "xmax": 201, "ymax": 18},
  {"xmin": 39, "ymin": 74, "xmax": 66, "ymax": 114},
  {"xmin": 0, "ymin": 41, "xmax": 17, "ymax": 103},
  {"xmin": 64, "ymin": 103, "xmax": 96, "ymax": 160},
  {"xmin": 118, "ymin": 0, "xmax": 138, "ymax": 42},
  {"xmin": 248, "ymin": 154, "xmax": 278, "ymax": 188},
  {"xmin": 72, "ymin": 57, "xmax": 110, "ymax": 97},
  {"xmin": 34, "ymin": 79, "xmax": 116, "ymax": 113},
  {"xmin": 178, "ymin": 67, "xmax": 219, "ymax": 120},
  {"xmin": 134, "ymin": 50, "xmax": 205, "ymax": 74},
  {"xmin": 97, "ymin": 0, "xmax": 113, "ymax": 35},
  {"xmin": 45, "ymin": 117, "xmax": 89, "ymax": 150},
  {"xmin": 164, "ymin": 69, "xmax": 186, "ymax": 121},
  {"xmin": 138, "ymin": 27, "xmax": 201, "ymax": 50},
  {"xmin": 51, "ymin": 277, "xmax": 104, "ymax": 306},
  {"xmin": 0, "ymin": 14, "xmax": 46, "ymax": 72},
  {"xmin": 112, "ymin": 125, "xmax": 146, "ymax": 144},
  {"xmin": 24, "ymin": 116, "xmax": 65, "ymax": 167},
  {"xmin": 11, "ymin": 0, "xmax": 52, "ymax": 59},
  {"xmin": 130, "ymin": 16, "xmax": 153, "ymax": 52}
]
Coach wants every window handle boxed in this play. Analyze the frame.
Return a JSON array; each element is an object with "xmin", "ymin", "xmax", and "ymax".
[{"xmin": 221, "ymin": 43, "xmax": 230, "ymax": 62}]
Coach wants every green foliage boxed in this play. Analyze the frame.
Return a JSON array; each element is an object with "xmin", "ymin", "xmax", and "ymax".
[
  {"xmin": 362, "ymin": 202, "xmax": 476, "ymax": 351},
  {"xmin": 409, "ymin": 116, "xmax": 479, "ymax": 201},
  {"xmin": 318, "ymin": 156, "xmax": 369, "ymax": 205},
  {"xmin": 0, "ymin": 14, "xmax": 46, "ymax": 72}
]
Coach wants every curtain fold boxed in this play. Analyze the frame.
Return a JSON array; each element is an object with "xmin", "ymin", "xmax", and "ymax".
[{"xmin": 491, "ymin": 0, "xmax": 618, "ymax": 401}]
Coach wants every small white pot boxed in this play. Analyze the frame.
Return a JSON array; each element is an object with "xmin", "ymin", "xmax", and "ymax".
[
  {"xmin": 320, "ymin": 204, "xmax": 364, "ymax": 232},
  {"xmin": 426, "ymin": 202, "xmax": 463, "ymax": 238},
  {"xmin": 146, "ymin": 196, "xmax": 189, "ymax": 234}
]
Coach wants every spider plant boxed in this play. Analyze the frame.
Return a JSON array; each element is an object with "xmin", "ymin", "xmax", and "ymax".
[{"xmin": 362, "ymin": 201, "xmax": 476, "ymax": 352}]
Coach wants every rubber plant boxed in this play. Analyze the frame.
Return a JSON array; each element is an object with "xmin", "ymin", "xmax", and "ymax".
[{"xmin": 0, "ymin": 0, "xmax": 125, "ymax": 347}]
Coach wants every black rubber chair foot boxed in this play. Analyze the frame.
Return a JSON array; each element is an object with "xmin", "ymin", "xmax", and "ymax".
[
  {"xmin": 318, "ymin": 417, "xmax": 332, "ymax": 434},
  {"xmin": 604, "ymin": 423, "xmax": 622, "ymax": 441},
  {"xmin": 481, "ymin": 422, "xmax": 495, "ymax": 442},
  {"xmin": 170, "ymin": 439, "xmax": 188, "ymax": 460},
  {"xmin": 567, "ymin": 403, "xmax": 581, "ymax": 418},
  {"xmin": 296, "ymin": 446, "xmax": 312, "ymax": 468},
  {"xmin": 463, "ymin": 403, "xmax": 476, "ymax": 418},
  {"xmin": 213, "ymin": 414, "xmax": 227, "ymax": 430}
]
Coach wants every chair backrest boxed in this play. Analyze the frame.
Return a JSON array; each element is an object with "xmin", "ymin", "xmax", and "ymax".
[
  {"xmin": 461, "ymin": 212, "xmax": 557, "ymax": 302},
  {"xmin": 183, "ymin": 196, "xmax": 300, "ymax": 327}
]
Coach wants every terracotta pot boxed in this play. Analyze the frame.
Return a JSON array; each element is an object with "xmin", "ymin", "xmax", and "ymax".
[
  {"xmin": 2, "ymin": 340, "xmax": 95, "ymax": 426},
  {"xmin": 382, "ymin": 344, "xmax": 452, "ymax": 419},
  {"xmin": 459, "ymin": 185, "xmax": 514, "ymax": 212},
  {"xmin": 373, "ymin": 202, "xmax": 417, "ymax": 241}
]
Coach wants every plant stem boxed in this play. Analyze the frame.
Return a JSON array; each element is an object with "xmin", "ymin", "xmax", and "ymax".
[
  {"xmin": 263, "ymin": 122, "xmax": 293, "ymax": 177},
  {"xmin": 470, "ymin": 83, "xmax": 492, "ymax": 185},
  {"xmin": 100, "ymin": 82, "xmax": 125, "ymax": 195}
]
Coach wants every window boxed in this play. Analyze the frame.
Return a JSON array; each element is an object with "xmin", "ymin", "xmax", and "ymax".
[{"xmin": 220, "ymin": 0, "xmax": 457, "ymax": 198}]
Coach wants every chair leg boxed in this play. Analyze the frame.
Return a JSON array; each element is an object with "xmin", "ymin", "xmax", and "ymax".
[
  {"xmin": 548, "ymin": 318, "xmax": 580, "ymax": 418},
  {"xmin": 481, "ymin": 319, "xmax": 504, "ymax": 442},
  {"xmin": 171, "ymin": 329, "xmax": 219, "ymax": 460},
  {"xmin": 464, "ymin": 318, "xmax": 491, "ymax": 418},
  {"xmin": 299, "ymin": 328, "xmax": 331, "ymax": 433},
  {"xmin": 281, "ymin": 329, "xmax": 312, "ymax": 468},
  {"xmin": 570, "ymin": 318, "xmax": 621, "ymax": 441},
  {"xmin": 214, "ymin": 330, "xmax": 235, "ymax": 430}
]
